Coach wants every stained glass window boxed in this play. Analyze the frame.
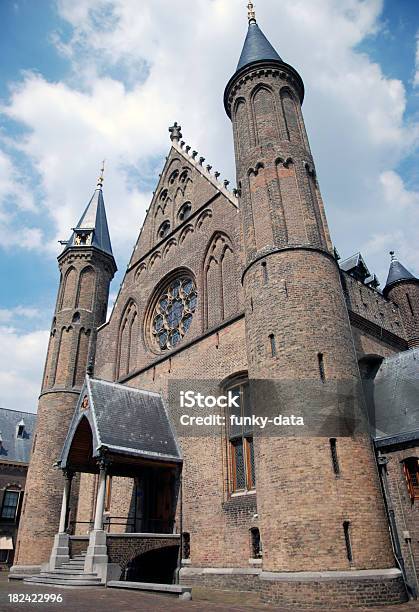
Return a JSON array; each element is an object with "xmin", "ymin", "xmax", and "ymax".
[{"xmin": 152, "ymin": 276, "xmax": 197, "ymax": 351}]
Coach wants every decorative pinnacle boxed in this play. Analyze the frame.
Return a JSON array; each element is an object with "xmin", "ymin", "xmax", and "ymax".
[
  {"xmin": 247, "ymin": 1, "xmax": 256, "ymax": 23},
  {"xmin": 97, "ymin": 160, "xmax": 105, "ymax": 188},
  {"xmin": 169, "ymin": 122, "xmax": 182, "ymax": 142},
  {"xmin": 390, "ymin": 251, "xmax": 396, "ymax": 261}
]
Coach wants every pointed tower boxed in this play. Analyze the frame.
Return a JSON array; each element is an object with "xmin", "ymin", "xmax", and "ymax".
[
  {"xmin": 223, "ymin": 4, "xmax": 404, "ymax": 604},
  {"xmin": 384, "ymin": 252, "xmax": 419, "ymax": 348},
  {"xmin": 13, "ymin": 170, "xmax": 117, "ymax": 570}
]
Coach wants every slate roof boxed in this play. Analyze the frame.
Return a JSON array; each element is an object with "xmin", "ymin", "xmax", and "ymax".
[
  {"xmin": 340, "ymin": 252, "xmax": 370, "ymax": 277},
  {"xmin": 0, "ymin": 408, "xmax": 37, "ymax": 464},
  {"xmin": 60, "ymin": 378, "xmax": 181, "ymax": 468},
  {"xmin": 236, "ymin": 21, "xmax": 282, "ymax": 73},
  {"xmin": 383, "ymin": 257, "xmax": 418, "ymax": 295},
  {"xmin": 369, "ymin": 349, "xmax": 419, "ymax": 447},
  {"xmin": 64, "ymin": 187, "xmax": 113, "ymax": 257}
]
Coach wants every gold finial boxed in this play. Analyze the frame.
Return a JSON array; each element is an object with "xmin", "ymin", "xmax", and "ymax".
[
  {"xmin": 247, "ymin": 1, "xmax": 256, "ymax": 23},
  {"xmin": 97, "ymin": 160, "xmax": 105, "ymax": 188}
]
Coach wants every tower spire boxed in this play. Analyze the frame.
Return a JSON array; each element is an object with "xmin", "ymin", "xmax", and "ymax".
[
  {"xmin": 247, "ymin": 1, "xmax": 256, "ymax": 23},
  {"xmin": 62, "ymin": 167, "xmax": 114, "ymax": 257}
]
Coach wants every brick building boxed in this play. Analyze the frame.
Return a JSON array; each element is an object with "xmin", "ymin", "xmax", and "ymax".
[
  {"xmin": 0, "ymin": 408, "xmax": 36, "ymax": 569},
  {"xmin": 11, "ymin": 5, "xmax": 419, "ymax": 607}
]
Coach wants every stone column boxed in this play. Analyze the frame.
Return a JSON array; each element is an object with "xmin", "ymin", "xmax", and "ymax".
[
  {"xmin": 58, "ymin": 471, "xmax": 73, "ymax": 533},
  {"xmin": 84, "ymin": 456, "xmax": 109, "ymax": 582},
  {"xmin": 49, "ymin": 470, "xmax": 73, "ymax": 570},
  {"xmin": 93, "ymin": 463, "xmax": 107, "ymax": 530}
]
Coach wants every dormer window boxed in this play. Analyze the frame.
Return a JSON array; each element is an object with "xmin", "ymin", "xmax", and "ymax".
[
  {"xmin": 178, "ymin": 202, "xmax": 192, "ymax": 222},
  {"xmin": 157, "ymin": 220, "xmax": 171, "ymax": 240},
  {"xmin": 16, "ymin": 420, "xmax": 25, "ymax": 438}
]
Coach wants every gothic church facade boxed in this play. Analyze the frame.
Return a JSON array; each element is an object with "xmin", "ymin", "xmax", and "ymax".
[{"xmin": 12, "ymin": 8, "xmax": 419, "ymax": 608}]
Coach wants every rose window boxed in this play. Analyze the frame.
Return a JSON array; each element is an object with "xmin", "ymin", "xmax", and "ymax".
[{"xmin": 152, "ymin": 277, "xmax": 197, "ymax": 350}]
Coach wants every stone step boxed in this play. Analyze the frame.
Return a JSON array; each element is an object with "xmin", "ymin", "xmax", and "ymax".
[
  {"xmin": 24, "ymin": 576, "xmax": 103, "ymax": 587},
  {"xmin": 42, "ymin": 570, "xmax": 98, "ymax": 578},
  {"xmin": 39, "ymin": 572, "xmax": 99, "ymax": 582},
  {"xmin": 71, "ymin": 555, "xmax": 86, "ymax": 561},
  {"xmin": 64, "ymin": 561, "xmax": 85, "ymax": 568},
  {"xmin": 107, "ymin": 581, "xmax": 192, "ymax": 600}
]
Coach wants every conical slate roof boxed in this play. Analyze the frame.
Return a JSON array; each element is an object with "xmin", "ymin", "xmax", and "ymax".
[
  {"xmin": 384, "ymin": 257, "xmax": 417, "ymax": 294},
  {"xmin": 224, "ymin": 16, "xmax": 304, "ymax": 115},
  {"xmin": 236, "ymin": 21, "xmax": 282, "ymax": 72},
  {"xmin": 65, "ymin": 187, "xmax": 113, "ymax": 256}
]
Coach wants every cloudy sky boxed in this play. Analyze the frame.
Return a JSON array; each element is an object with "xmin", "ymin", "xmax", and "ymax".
[{"xmin": 0, "ymin": 0, "xmax": 418, "ymax": 413}]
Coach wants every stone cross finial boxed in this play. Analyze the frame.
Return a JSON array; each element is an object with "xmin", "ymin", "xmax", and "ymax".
[{"xmin": 169, "ymin": 122, "xmax": 182, "ymax": 142}]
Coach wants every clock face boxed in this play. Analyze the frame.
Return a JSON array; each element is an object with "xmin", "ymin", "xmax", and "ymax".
[{"xmin": 152, "ymin": 276, "xmax": 197, "ymax": 351}]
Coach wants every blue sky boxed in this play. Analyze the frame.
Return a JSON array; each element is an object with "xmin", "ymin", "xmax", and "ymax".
[{"xmin": 0, "ymin": 0, "xmax": 418, "ymax": 412}]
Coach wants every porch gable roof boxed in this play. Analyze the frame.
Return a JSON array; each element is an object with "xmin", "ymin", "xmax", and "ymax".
[{"xmin": 58, "ymin": 377, "xmax": 182, "ymax": 470}]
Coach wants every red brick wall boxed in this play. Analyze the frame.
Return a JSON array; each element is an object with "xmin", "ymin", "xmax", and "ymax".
[
  {"xmin": 15, "ymin": 247, "xmax": 115, "ymax": 566},
  {"xmin": 382, "ymin": 446, "xmax": 419, "ymax": 590},
  {"xmin": 387, "ymin": 282, "xmax": 419, "ymax": 348}
]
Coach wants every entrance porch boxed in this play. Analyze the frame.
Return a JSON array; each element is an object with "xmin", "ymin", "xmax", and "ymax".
[{"xmin": 25, "ymin": 378, "xmax": 183, "ymax": 587}]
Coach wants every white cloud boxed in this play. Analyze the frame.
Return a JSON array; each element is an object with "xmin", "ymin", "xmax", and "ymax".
[
  {"xmin": 380, "ymin": 170, "xmax": 419, "ymax": 209},
  {"xmin": 0, "ymin": 307, "xmax": 42, "ymax": 324},
  {"xmin": 1, "ymin": 0, "xmax": 416, "ymax": 274},
  {"xmin": 0, "ymin": 326, "xmax": 49, "ymax": 413}
]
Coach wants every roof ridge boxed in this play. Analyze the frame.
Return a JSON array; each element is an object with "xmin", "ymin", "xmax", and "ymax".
[{"xmin": 0, "ymin": 407, "xmax": 37, "ymax": 416}]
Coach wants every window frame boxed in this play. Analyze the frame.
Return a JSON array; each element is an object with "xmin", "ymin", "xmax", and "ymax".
[
  {"xmin": 1, "ymin": 489, "xmax": 20, "ymax": 520},
  {"xmin": 225, "ymin": 380, "xmax": 255, "ymax": 494},
  {"xmin": 403, "ymin": 457, "xmax": 419, "ymax": 502}
]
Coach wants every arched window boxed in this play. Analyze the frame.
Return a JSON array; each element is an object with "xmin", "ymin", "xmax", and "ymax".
[
  {"xmin": 151, "ymin": 275, "xmax": 197, "ymax": 351},
  {"xmin": 169, "ymin": 170, "xmax": 179, "ymax": 185},
  {"xmin": 159, "ymin": 188, "xmax": 168, "ymax": 202},
  {"xmin": 157, "ymin": 220, "xmax": 171, "ymax": 240},
  {"xmin": 403, "ymin": 457, "xmax": 419, "ymax": 502},
  {"xmin": 224, "ymin": 376, "xmax": 255, "ymax": 493},
  {"xmin": 178, "ymin": 202, "xmax": 192, "ymax": 222},
  {"xmin": 179, "ymin": 170, "xmax": 189, "ymax": 184}
]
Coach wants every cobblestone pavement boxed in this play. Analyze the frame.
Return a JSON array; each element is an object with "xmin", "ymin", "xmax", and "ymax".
[{"xmin": 1, "ymin": 576, "xmax": 419, "ymax": 612}]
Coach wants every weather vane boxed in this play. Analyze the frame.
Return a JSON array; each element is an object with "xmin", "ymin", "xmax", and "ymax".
[
  {"xmin": 247, "ymin": 1, "xmax": 256, "ymax": 23},
  {"xmin": 97, "ymin": 160, "xmax": 105, "ymax": 188}
]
